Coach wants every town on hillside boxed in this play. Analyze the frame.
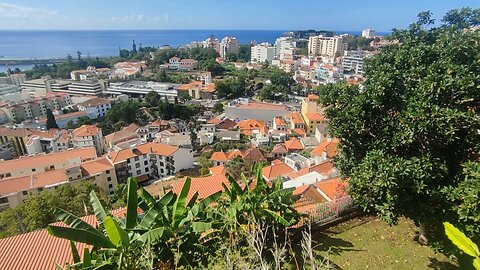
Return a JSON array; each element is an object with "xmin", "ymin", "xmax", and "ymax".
[{"xmin": 0, "ymin": 6, "xmax": 479, "ymax": 270}]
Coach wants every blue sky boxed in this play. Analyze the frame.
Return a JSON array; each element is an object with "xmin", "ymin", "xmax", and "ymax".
[{"xmin": 0, "ymin": 0, "xmax": 477, "ymax": 31}]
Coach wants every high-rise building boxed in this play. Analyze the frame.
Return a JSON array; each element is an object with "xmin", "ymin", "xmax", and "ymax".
[
  {"xmin": 250, "ymin": 43, "xmax": 275, "ymax": 64},
  {"xmin": 308, "ymin": 36, "xmax": 347, "ymax": 57},
  {"xmin": 342, "ymin": 50, "xmax": 372, "ymax": 75},
  {"xmin": 362, "ymin": 29, "xmax": 376, "ymax": 38},
  {"xmin": 219, "ymin": 36, "xmax": 240, "ymax": 58}
]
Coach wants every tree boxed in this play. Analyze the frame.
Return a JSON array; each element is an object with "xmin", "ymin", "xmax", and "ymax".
[
  {"xmin": 224, "ymin": 156, "xmax": 245, "ymax": 180},
  {"xmin": 45, "ymin": 109, "xmax": 59, "ymax": 130},
  {"xmin": 198, "ymin": 153, "xmax": 212, "ymax": 176},
  {"xmin": 212, "ymin": 102, "xmax": 224, "ymax": 114},
  {"xmin": 119, "ymin": 48, "xmax": 130, "ymax": 58},
  {"xmin": 318, "ymin": 9, "xmax": 480, "ymax": 245},
  {"xmin": 238, "ymin": 44, "xmax": 252, "ymax": 62},
  {"xmin": 105, "ymin": 100, "xmax": 140, "ymax": 130},
  {"xmin": 214, "ymin": 77, "xmax": 246, "ymax": 99},
  {"xmin": 200, "ymin": 59, "xmax": 225, "ymax": 77},
  {"xmin": 131, "ymin": 40, "xmax": 137, "ymax": 55},
  {"xmin": 258, "ymin": 84, "xmax": 288, "ymax": 101},
  {"xmin": 145, "ymin": 91, "xmax": 161, "ymax": 108}
]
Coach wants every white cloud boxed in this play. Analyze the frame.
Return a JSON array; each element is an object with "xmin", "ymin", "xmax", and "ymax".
[
  {"xmin": 153, "ymin": 14, "xmax": 170, "ymax": 23},
  {"xmin": 0, "ymin": 2, "xmax": 67, "ymax": 20},
  {"xmin": 112, "ymin": 14, "xmax": 146, "ymax": 22}
]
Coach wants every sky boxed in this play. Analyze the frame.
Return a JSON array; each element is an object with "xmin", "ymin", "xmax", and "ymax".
[{"xmin": 0, "ymin": 0, "xmax": 477, "ymax": 31}]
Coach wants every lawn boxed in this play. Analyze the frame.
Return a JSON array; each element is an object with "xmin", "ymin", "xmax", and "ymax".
[{"xmin": 312, "ymin": 216, "xmax": 459, "ymax": 270}]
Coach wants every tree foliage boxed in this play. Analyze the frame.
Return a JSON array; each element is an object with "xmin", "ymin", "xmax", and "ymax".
[
  {"xmin": 214, "ymin": 77, "xmax": 246, "ymax": 99},
  {"xmin": 45, "ymin": 109, "xmax": 59, "ymax": 130},
  {"xmin": 318, "ymin": 9, "xmax": 480, "ymax": 244}
]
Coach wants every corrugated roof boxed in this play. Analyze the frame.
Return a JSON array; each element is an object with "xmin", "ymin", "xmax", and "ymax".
[{"xmin": 171, "ymin": 174, "xmax": 229, "ymax": 201}]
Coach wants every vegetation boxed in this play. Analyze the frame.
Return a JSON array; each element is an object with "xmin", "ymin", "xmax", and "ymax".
[
  {"xmin": 200, "ymin": 59, "xmax": 225, "ymax": 77},
  {"xmin": 48, "ymin": 166, "xmax": 299, "ymax": 269},
  {"xmin": 318, "ymin": 8, "xmax": 480, "ymax": 252},
  {"xmin": 214, "ymin": 77, "xmax": 247, "ymax": 99},
  {"xmin": 444, "ymin": 222, "xmax": 480, "ymax": 269},
  {"xmin": 45, "ymin": 109, "xmax": 59, "ymax": 130},
  {"xmin": 0, "ymin": 181, "xmax": 103, "ymax": 238},
  {"xmin": 101, "ymin": 100, "xmax": 141, "ymax": 132},
  {"xmin": 157, "ymin": 99, "xmax": 196, "ymax": 120},
  {"xmin": 25, "ymin": 56, "xmax": 110, "ymax": 79}
]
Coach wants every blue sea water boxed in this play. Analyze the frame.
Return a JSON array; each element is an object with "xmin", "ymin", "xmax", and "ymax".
[{"xmin": 0, "ymin": 30, "xmax": 288, "ymax": 59}]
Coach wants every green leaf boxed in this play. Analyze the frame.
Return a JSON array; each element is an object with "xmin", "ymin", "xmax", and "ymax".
[
  {"xmin": 103, "ymin": 216, "xmax": 129, "ymax": 248},
  {"xmin": 187, "ymin": 192, "xmax": 199, "ymax": 208},
  {"xmin": 137, "ymin": 227, "xmax": 168, "ymax": 244},
  {"xmin": 263, "ymin": 209, "xmax": 292, "ymax": 226},
  {"xmin": 83, "ymin": 247, "xmax": 91, "ymax": 268},
  {"xmin": 125, "ymin": 177, "xmax": 138, "ymax": 230},
  {"xmin": 47, "ymin": 225, "xmax": 114, "ymax": 248},
  {"xmin": 137, "ymin": 209, "xmax": 159, "ymax": 230},
  {"xmin": 473, "ymin": 258, "xmax": 480, "ymax": 270},
  {"xmin": 192, "ymin": 222, "xmax": 212, "ymax": 233},
  {"xmin": 444, "ymin": 222, "xmax": 479, "ymax": 257},
  {"xmin": 159, "ymin": 191, "xmax": 175, "ymax": 206},
  {"xmin": 90, "ymin": 191, "xmax": 107, "ymax": 224},
  {"xmin": 53, "ymin": 208, "xmax": 105, "ymax": 239},
  {"xmin": 172, "ymin": 177, "xmax": 191, "ymax": 226},
  {"xmin": 138, "ymin": 187, "xmax": 157, "ymax": 207},
  {"xmin": 70, "ymin": 241, "xmax": 80, "ymax": 264}
]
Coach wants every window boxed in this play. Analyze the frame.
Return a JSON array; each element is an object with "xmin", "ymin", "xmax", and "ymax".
[
  {"xmin": 22, "ymin": 191, "xmax": 28, "ymax": 196},
  {"xmin": 145, "ymin": 167, "xmax": 149, "ymax": 172},
  {"xmin": 107, "ymin": 177, "xmax": 112, "ymax": 182},
  {"xmin": 0, "ymin": 197, "xmax": 8, "ymax": 204},
  {"xmin": 109, "ymin": 191, "xmax": 114, "ymax": 195},
  {"xmin": 108, "ymin": 184, "xmax": 113, "ymax": 189},
  {"xmin": 160, "ymin": 162, "xmax": 164, "ymax": 166},
  {"xmin": 106, "ymin": 170, "xmax": 110, "ymax": 174},
  {"xmin": 135, "ymin": 163, "xmax": 140, "ymax": 168},
  {"xmin": 161, "ymin": 169, "xmax": 164, "ymax": 173},
  {"xmin": 144, "ymin": 160, "xmax": 148, "ymax": 165},
  {"xmin": 136, "ymin": 170, "xmax": 141, "ymax": 175},
  {"xmin": 134, "ymin": 157, "xmax": 140, "ymax": 161},
  {"xmin": 31, "ymin": 168, "xmax": 36, "ymax": 172}
]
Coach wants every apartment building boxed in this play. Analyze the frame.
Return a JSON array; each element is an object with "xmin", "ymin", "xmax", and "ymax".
[
  {"xmin": 251, "ymin": 43, "xmax": 275, "ymax": 64},
  {"xmin": 362, "ymin": 28, "xmax": 376, "ymax": 38},
  {"xmin": 219, "ymin": 36, "xmax": 240, "ymax": 58},
  {"xmin": 342, "ymin": 50, "xmax": 372, "ymax": 75},
  {"xmin": 72, "ymin": 125, "xmax": 105, "ymax": 156},
  {"xmin": 77, "ymin": 97, "xmax": 112, "ymax": 119},
  {"xmin": 64, "ymin": 79, "xmax": 106, "ymax": 96},
  {"xmin": 105, "ymin": 81, "xmax": 179, "ymax": 101},
  {"xmin": 301, "ymin": 94, "xmax": 326, "ymax": 135},
  {"xmin": 308, "ymin": 35, "xmax": 348, "ymax": 57},
  {"xmin": 25, "ymin": 129, "xmax": 71, "ymax": 155},
  {"xmin": 107, "ymin": 142, "xmax": 194, "ymax": 184},
  {"xmin": 0, "ymin": 93, "xmax": 72, "ymax": 122}
]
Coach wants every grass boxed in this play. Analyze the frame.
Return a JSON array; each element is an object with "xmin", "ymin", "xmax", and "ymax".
[{"xmin": 312, "ymin": 216, "xmax": 459, "ymax": 270}]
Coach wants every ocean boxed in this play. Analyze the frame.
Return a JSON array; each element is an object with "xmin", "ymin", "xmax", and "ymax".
[{"xmin": 0, "ymin": 29, "xmax": 385, "ymax": 73}]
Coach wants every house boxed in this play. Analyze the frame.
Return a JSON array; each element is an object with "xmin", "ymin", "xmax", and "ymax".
[
  {"xmin": 104, "ymin": 125, "xmax": 140, "ymax": 151},
  {"xmin": 284, "ymin": 137, "xmax": 305, "ymax": 152},
  {"xmin": 107, "ymin": 142, "xmax": 194, "ymax": 184},
  {"xmin": 273, "ymin": 117, "xmax": 287, "ymax": 131},
  {"xmin": 209, "ymin": 164, "xmax": 226, "ymax": 176},
  {"xmin": 25, "ymin": 129, "xmax": 71, "ymax": 155},
  {"xmin": 80, "ymin": 157, "xmax": 118, "ymax": 196},
  {"xmin": 261, "ymin": 160, "xmax": 294, "ymax": 181},
  {"xmin": 300, "ymin": 136, "xmax": 320, "ymax": 148},
  {"xmin": 271, "ymin": 144, "xmax": 288, "ymax": 159},
  {"xmin": 238, "ymin": 119, "xmax": 267, "ymax": 136},
  {"xmin": 312, "ymin": 139, "xmax": 338, "ymax": 163},
  {"xmin": 215, "ymin": 130, "xmax": 241, "ymax": 142},
  {"xmin": 72, "ymin": 125, "xmax": 105, "ymax": 156},
  {"xmin": 301, "ymin": 94, "xmax": 326, "ymax": 135},
  {"xmin": 285, "ymin": 111, "xmax": 305, "ymax": 131},
  {"xmin": 315, "ymin": 123, "xmax": 332, "ymax": 143},
  {"xmin": 283, "ymin": 172, "xmax": 327, "ymax": 189},
  {"xmin": 284, "ymin": 153, "xmax": 314, "ymax": 171},
  {"xmin": 179, "ymin": 59, "xmax": 198, "ymax": 70},
  {"xmin": 215, "ymin": 118, "xmax": 237, "ymax": 130},
  {"xmin": 210, "ymin": 151, "xmax": 229, "ymax": 166}
]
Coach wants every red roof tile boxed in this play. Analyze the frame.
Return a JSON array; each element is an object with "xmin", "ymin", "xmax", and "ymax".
[{"xmin": 172, "ymin": 174, "xmax": 229, "ymax": 201}]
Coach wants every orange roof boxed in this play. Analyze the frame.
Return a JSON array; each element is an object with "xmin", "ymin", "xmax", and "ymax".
[
  {"xmin": 286, "ymin": 112, "xmax": 305, "ymax": 124},
  {"xmin": 0, "ymin": 169, "xmax": 69, "ymax": 196},
  {"xmin": 284, "ymin": 137, "xmax": 304, "ymax": 151},
  {"xmin": 227, "ymin": 149, "xmax": 244, "ymax": 159},
  {"xmin": 238, "ymin": 119, "xmax": 266, "ymax": 136},
  {"xmin": 315, "ymin": 178, "xmax": 348, "ymax": 201},
  {"xmin": 72, "ymin": 125, "xmax": 100, "ymax": 137},
  {"xmin": 177, "ymin": 81, "xmax": 202, "ymax": 91},
  {"xmin": 203, "ymin": 83, "xmax": 216, "ymax": 93},
  {"xmin": 150, "ymin": 119, "xmax": 169, "ymax": 127},
  {"xmin": 288, "ymin": 161, "xmax": 334, "ymax": 179},
  {"xmin": 108, "ymin": 142, "xmax": 179, "ymax": 164},
  {"xmin": 311, "ymin": 140, "xmax": 338, "ymax": 158},
  {"xmin": 0, "ymin": 127, "xmax": 33, "ymax": 138},
  {"xmin": 0, "ymin": 148, "xmax": 97, "ymax": 176},
  {"xmin": 262, "ymin": 161, "xmax": 294, "ymax": 181},
  {"xmin": 271, "ymin": 159, "xmax": 284, "ymax": 165},
  {"xmin": 38, "ymin": 111, "xmax": 88, "ymax": 123},
  {"xmin": 207, "ymin": 118, "xmax": 222, "ymax": 125},
  {"xmin": 77, "ymin": 97, "xmax": 110, "ymax": 107},
  {"xmin": 172, "ymin": 174, "xmax": 229, "ymax": 201},
  {"xmin": 243, "ymin": 148, "xmax": 267, "ymax": 162},
  {"xmin": 271, "ymin": 144, "xmax": 288, "ymax": 154},
  {"xmin": 291, "ymin": 128, "xmax": 306, "ymax": 137},
  {"xmin": 305, "ymin": 112, "xmax": 325, "ymax": 121},
  {"xmin": 216, "ymin": 118, "xmax": 237, "ymax": 130},
  {"xmin": 209, "ymin": 164, "xmax": 226, "ymax": 175},
  {"xmin": 210, "ymin": 151, "xmax": 229, "ymax": 162},
  {"xmin": 80, "ymin": 157, "xmax": 114, "ymax": 176},
  {"xmin": 274, "ymin": 117, "xmax": 286, "ymax": 126}
]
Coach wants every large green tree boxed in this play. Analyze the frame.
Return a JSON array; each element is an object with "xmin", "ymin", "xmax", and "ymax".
[
  {"xmin": 45, "ymin": 109, "xmax": 59, "ymax": 130},
  {"xmin": 318, "ymin": 9, "xmax": 480, "ymax": 245}
]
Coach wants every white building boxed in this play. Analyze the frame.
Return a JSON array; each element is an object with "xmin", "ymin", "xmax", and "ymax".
[
  {"xmin": 64, "ymin": 80, "xmax": 106, "ymax": 96},
  {"xmin": 274, "ymin": 37, "xmax": 296, "ymax": 59},
  {"xmin": 220, "ymin": 36, "xmax": 240, "ymax": 58},
  {"xmin": 251, "ymin": 43, "xmax": 275, "ymax": 64},
  {"xmin": 308, "ymin": 35, "xmax": 348, "ymax": 57},
  {"xmin": 342, "ymin": 50, "xmax": 372, "ymax": 75},
  {"xmin": 362, "ymin": 29, "xmax": 376, "ymax": 38},
  {"xmin": 77, "ymin": 97, "xmax": 112, "ymax": 119},
  {"xmin": 105, "ymin": 81, "xmax": 180, "ymax": 101}
]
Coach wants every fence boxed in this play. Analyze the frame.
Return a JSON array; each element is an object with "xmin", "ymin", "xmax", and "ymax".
[{"xmin": 293, "ymin": 196, "xmax": 355, "ymax": 228}]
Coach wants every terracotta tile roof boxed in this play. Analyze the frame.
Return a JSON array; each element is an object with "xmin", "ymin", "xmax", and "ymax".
[
  {"xmin": 291, "ymin": 128, "xmax": 307, "ymax": 137},
  {"xmin": 124, "ymin": 123, "xmax": 140, "ymax": 132},
  {"xmin": 315, "ymin": 178, "xmax": 348, "ymax": 201},
  {"xmin": 274, "ymin": 117, "xmax": 286, "ymax": 126},
  {"xmin": 177, "ymin": 81, "xmax": 202, "ymax": 91},
  {"xmin": 0, "ymin": 169, "xmax": 69, "ymax": 196},
  {"xmin": 284, "ymin": 137, "xmax": 304, "ymax": 151},
  {"xmin": 311, "ymin": 140, "xmax": 338, "ymax": 158},
  {"xmin": 305, "ymin": 112, "xmax": 325, "ymax": 122},
  {"xmin": 271, "ymin": 144, "xmax": 288, "ymax": 154},
  {"xmin": 242, "ymin": 148, "xmax": 267, "ymax": 162},
  {"xmin": 209, "ymin": 164, "xmax": 226, "ymax": 175},
  {"xmin": 285, "ymin": 112, "xmax": 305, "ymax": 124},
  {"xmin": 29, "ymin": 129, "xmax": 59, "ymax": 140},
  {"xmin": 238, "ymin": 119, "xmax": 267, "ymax": 136},
  {"xmin": 227, "ymin": 149, "xmax": 244, "ymax": 159},
  {"xmin": 172, "ymin": 174, "xmax": 229, "ymax": 201},
  {"xmin": 210, "ymin": 151, "xmax": 229, "ymax": 162},
  {"xmin": 216, "ymin": 118, "xmax": 237, "ymax": 130},
  {"xmin": 207, "ymin": 118, "xmax": 222, "ymax": 125},
  {"xmin": 0, "ymin": 209, "xmax": 126, "ymax": 270},
  {"xmin": 0, "ymin": 127, "xmax": 33, "ymax": 138},
  {"xmin": 104, "ymin": 129, "xmax": 138, "ymax": 144},
  {"xmin": 80, "ymin": 157, "xmax": 114, "ymax": 176},
  {"xmin": 150, "ymin": 119, "xmax": 169, "ymax": 127},
  {"xmin": 203, "ymin": 83, "xmax": 216, "ymax": 93},
  {"xmin": 180, "ymin": 59, "xmax": 198, "ymax": 63},
  {"xmin": 262, "ymin": 161, "xmax": 294, "ymax": 181},
  {"xmin": 72, "ymin": 125, "xmax": 100, "ymax": 137},
  {"xmin": 288, "ymin": 161, "xmax": 334, "ymax": 179},
  {"xmin": 271, "ymin": 159, "xmax": 284, "ymax": 165},
  {"xmin": 38, "ymin": 111, "xmax": 88, "ymax": 124},
  {"xmin": 107, "ymin": 142, "xmax": 179, "ymax": 164},
  {"xmin": 0, "ymin": 148, "xmax": 97, "ymax": 176}
]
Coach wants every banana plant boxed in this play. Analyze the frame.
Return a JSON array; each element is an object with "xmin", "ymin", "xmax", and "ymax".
[{"xmin": 444, "ymin": 222, "xmax": 480, "ymax": 270}]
